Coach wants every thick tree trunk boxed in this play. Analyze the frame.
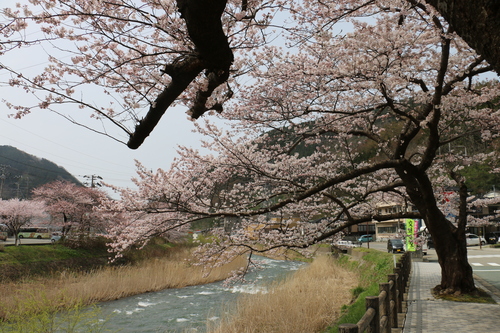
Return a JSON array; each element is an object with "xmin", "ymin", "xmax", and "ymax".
[
  {"xmin": 398, "ymin": 166, "xmax": 476, "ymax": 294},
  {"xmin": 127, "ymin": 0, "xmax": 233, "ymax": 149},
  {"xmin": 428, "ymin": 215, "xmax": 475, "ymax": 294}
]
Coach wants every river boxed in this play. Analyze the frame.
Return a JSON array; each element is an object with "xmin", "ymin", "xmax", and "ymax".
[{"xmin": 95, "ymin": 257, "xmax": 306, "ymax": 333}]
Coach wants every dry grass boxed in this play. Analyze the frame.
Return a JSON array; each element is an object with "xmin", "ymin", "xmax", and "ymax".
[
  {"xmin": 0, "ymin": 247, "xmax": 246, "ymax": 321},
  {"xmin": 208, "ymin": 255, "xmax": 359, "ymax": 333}
]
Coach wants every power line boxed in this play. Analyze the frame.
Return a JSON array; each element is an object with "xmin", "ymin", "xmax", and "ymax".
[
  {"xmin": 0, "ymin": 153, "xmax": 75, "ymax": 178},
  {"xmin": 0, "ymin": 118, "xmax": 133, "ymax": 175}
]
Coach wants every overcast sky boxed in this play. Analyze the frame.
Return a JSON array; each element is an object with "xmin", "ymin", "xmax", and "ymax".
[
  {"xmin": 0, "ymin": 1, "xmax": 225, "ymax": 198},
  {"xmin": 0, "ymin": 100, "xmax": 211, "ymax": 198},
  {"xmin": 0, "ymin": 52, "xmax": 209, "ymax": 198}
]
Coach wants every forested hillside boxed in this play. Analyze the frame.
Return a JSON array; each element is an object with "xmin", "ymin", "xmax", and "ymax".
[
  {"xmin": 263, "ymin": 119, "xmax": 500, "ymax": 196},
  {"xmin": 0, "ymin": 146, "xmax": 80, "ymax": 199}
]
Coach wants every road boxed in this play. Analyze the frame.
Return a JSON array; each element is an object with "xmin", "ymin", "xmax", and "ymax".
[
  {"xmin": 358, "ymin": 241, "xmax": 500, "ymax": 294},
  {"xmin": 1, "ymin": 237, "xmax": 52, "ymax": 246},
  {"xmin": 462, "ymin": 246, "xmax": 500, "ymax": 294}
]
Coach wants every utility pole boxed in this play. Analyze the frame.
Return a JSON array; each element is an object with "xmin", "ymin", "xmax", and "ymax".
[
  {"xmin": 0, "ymin": 165, "xmax": 6, "ymax": 199},
  {"xmin": 83, "ymin": 174, "xmax": 103, "ymax": 188},
  {"xmin": 14, "ymin": 175, "xmax": 21, "ymax": 198}
]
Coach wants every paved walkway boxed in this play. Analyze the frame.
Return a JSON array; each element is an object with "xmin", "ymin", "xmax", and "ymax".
[{"xmin": 403, "ymin": 261, "xmax": 500, "ymax": 332}]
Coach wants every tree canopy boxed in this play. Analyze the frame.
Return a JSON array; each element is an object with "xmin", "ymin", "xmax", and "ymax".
[
  {"xmin": 2, "ymin": 0, "xmax": 498, "ymax": 148},
  {"xmin": 1, "ymin": 0, "xmax": 500, "ymax": 294},
  {"xmin": 32, "ymin": 180, "xmax": 107, "ymax": 236}
]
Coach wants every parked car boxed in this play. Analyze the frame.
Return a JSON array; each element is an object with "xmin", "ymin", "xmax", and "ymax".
[
  {"xmin": 485, "ymin": 232, "xmax": 500, "ymax": 244},
  {"xmin": 358, "ymin": 234, "xmax": 374, "ymax": 243},
  {"xmin": 50, "ymin": 234, "xmax": 62, "ymax": 243},
  {"xmin": 465, "ymin": 233, "xmax": 486, "ymax": 246},
  {"xmin": 335, "ymin": 240, "xmax": 361, "ymax": 248},
  {"xmin": 387, "ymin": 239, "xmax": 405, "ymax": 253}
]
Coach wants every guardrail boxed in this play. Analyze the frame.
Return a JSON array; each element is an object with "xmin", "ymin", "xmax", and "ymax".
[{"xmin": 338, "ymin": 251, "xmax": 411, "ymax": 333}]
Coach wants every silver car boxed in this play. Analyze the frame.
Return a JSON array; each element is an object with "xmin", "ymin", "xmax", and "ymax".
[{"xmin": 465, "ymin": 233, "xmax": 486, "ymax": 246}]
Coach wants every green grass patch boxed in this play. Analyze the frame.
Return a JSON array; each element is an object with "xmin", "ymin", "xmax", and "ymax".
[
  {"xmin": 0, "ymin": 245, "xmax": 102, "ymax": 265},
  {"xmin": 0, "ymin": 237, "xmax": 176, "ymax": 266},
  {"xmin": 325, "ymin": 248, "xmax": 396, "ymax": 332},
  {"xmin": 0, "ymin": 237, "xmax": 178, "ymax": 282}
]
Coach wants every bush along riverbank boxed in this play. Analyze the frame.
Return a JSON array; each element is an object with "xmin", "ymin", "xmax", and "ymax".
[
  {"xmin": 208, "ymin": 254, "xmax": 359, "ymax": 333},
  {"xmin": 0, "ymin": 237, "xmax": 177, "ymax": 282}
]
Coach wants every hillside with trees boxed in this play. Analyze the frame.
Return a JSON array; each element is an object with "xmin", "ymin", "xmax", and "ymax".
[{"xmin": 0, "ymin": 146, "xmax": 80, "ymax": 199}]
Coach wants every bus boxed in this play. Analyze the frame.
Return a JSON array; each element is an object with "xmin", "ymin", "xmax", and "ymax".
[
  {"xmin": 17, "ymin": 227, "xmax": 51, "ymax": 239},
  {"xmin": 0, "ymin": 224, "xmax": 7, "ymax": 241}
]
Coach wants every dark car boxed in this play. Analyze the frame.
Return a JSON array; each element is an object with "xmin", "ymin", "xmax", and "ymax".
[
  {"xmin": 427, "ymin": 236, "xmax": 434, "ymax": 249},
  {"xmin": 485, "ymin": 232, "xmax": 500, "ymax": 244},
  {"xmin": 387, "ymin": 239, "xmax": 405, "ymax": 253}
]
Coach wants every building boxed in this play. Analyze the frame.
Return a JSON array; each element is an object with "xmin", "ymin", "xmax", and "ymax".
[{"xmin": 373, "ymin": 202, "xmax": 409, "ymax": 241}]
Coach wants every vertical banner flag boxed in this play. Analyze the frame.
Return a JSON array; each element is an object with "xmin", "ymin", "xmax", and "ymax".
[{"xmin": 405, "ymin": 219, "xmax": 416, "ymax": 251}]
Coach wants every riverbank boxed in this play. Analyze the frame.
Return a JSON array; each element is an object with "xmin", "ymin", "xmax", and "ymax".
[
  {"xmin": 208, "ymin": 254, "xmax": 359, "ymax": 333},
  {"xmin": 206, "ymin": 247, "xmax": 395, "ymax": 333},
  {"xmin": 1, "ymin": 242, "xmax": 394, "ymax": 333},
  {"xmin": 0, "ymin": 243, "xmax": 247, "ymax": 323}
]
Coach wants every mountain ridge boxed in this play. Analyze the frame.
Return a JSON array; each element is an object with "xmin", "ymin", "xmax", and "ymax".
[{"xmin": 0, "ymin": 145, "xmax": 80, "ymax": 199}]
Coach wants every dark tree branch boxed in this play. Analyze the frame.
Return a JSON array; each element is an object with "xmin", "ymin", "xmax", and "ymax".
[
  {"xmin": 127, "ymin": 0, "xmax": 233, "ymax": 149},
  {"xmin": 127, "ymin": 55, "xmax": 205, "ymax": 149}
]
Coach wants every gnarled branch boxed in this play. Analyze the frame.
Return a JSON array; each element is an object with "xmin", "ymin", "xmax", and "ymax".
[{"xmin": 127, "ymin": 0, "xmax": 233, "ymax": 149}]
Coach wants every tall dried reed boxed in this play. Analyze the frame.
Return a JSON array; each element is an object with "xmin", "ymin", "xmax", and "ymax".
[
  {"xmin": 0, "ymin": 247, "xmax": 246, "ymax": 321},
  {"xmin": 208, "ymin": 255, "xmax": 359, "ymax": 333}
]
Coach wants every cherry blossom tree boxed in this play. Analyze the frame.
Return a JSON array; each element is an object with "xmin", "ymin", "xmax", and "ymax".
[
  {"xmin": 2, "ymin": 0, "xmax": 500, "ymax": 294},
  {"xmin": 3, "ymin": 0, "xmax": 498, "ymax": 150},
  {"xmin": 101, "ymin": 2, "xmax": 500, "ymax": 295},
  {"xmin": 1, "ymin": 1, "xmax": 499, "ymax": 149},
  {"xmin": 32, "ymin": 180, "xmax": 108, "ymax": 237},
  {"xmin": 0, "ymin": 198, "xmax": 45, "ymax": 245}
]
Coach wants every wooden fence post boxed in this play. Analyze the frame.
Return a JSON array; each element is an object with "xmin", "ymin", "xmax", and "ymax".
[
  {"xmin": 379, "ymin": 283, "xmax": 391, "ymax": 333},
  {"xmin": 366, "ymin": 296, "xmax": 380, "ymax": 333},
  {"xmin": 336, "ymin": 252, "xmax": 411, "ymax": 332},
  {"xmin": 388, "ymin": 273, "xmax": 398, "ymax": 328},
  {"xmin": 394, "ymin": 266, "xmax": 403, "ymax": 313}
]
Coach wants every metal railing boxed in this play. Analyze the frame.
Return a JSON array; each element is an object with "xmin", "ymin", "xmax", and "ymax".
[{"xmin": 338, "ymin": 251, "xmax": 411, "ymax": 333}]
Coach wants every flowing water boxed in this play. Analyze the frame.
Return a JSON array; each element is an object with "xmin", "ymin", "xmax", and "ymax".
[{"xmin": 95, "ymin": 257, "xmax": 306, "ymax": 333}]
